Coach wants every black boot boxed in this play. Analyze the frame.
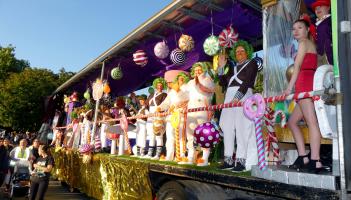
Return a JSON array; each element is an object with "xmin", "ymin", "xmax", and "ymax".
[
  {"xmin": 152, "ymin": 146, "xmax": 163, "ymax": 160},
  {"xmin": 145, "ymin": 146, "xmax": 155, "ymax": 158}
]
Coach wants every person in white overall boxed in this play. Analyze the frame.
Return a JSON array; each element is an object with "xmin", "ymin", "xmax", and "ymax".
[
  {"xmin": 179, "ymin": 63, "xmax": 215, "ymax": 165},
  {"xmin": 158, "ymin": 72, "xmax": 189, "ymax": 161},
  {"xmin": 218, "ymin": 40, "xmax": 259, "ymax": 171},
  {"xmin": 134, "ymin": 95, "xmax": 149, "ymax": 157},
  {"xmin": 144, "ymin": 78, "xmax": 167, "ymax": 159}
]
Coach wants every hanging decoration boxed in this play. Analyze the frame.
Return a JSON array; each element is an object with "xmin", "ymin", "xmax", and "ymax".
[
  {"xmin": 92, "ymin": 79, "xmax": 104, "ymax": 101},
  {"xmin": 203, "ymin": 35, "xmax": 220, "ymax": 56},
  {"xmin": 154, "ymin": 40, "xmax": 169, "ymax": 59},
  {"xmin": 219, "ymin": 25, "xmax": 239, "ymax": 48},
  {"xmin": 170, "ymin": 48, "xmax": 186, "ymax": 65},
  {"xmin": 111, "ymin": 65, "xmax": 123, "ymax": 80},
  {"xmin": 83, "ymin": 89, "xmax": 91, "ymax": 100},
  {"xmin": 178, "ymin": 34, "xmax": 194, "ymax": 52},
  {"xmin": 133, "ymin": 50, "xmax": 148, "ymax": 66},
  {"xmin": 103, "ymin": 82, "xmax": 111, "ymax": 94}
]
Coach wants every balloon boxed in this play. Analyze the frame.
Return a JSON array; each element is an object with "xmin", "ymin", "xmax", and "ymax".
[
  {"xmin": 178, "ymin": 34, "xmax": 194, "ymax": 52},
  {"xmin": 203, "ymin": 35, "xmax": 220, "ymax": 56},
  {"xmin": 194, "ymin": 122, "xmax": 221, "ymax": 148},
  {"xmin": 103, "ymin": 83, "xmax": 111, "ymax": 94},
  {"xmin": 83, "ymin": 90, "xmax": 90, "ymax": 100}
]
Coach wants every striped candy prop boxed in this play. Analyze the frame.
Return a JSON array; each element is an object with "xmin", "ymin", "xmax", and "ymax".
[
  {"xmin": 170, "ymin": 111, "xmax": 182, "ymax": 161},
  {"xmin": 219, "ymin": 25, "xmax": 239, "ymax": 48},
  {"xmin": 264, "ymin": 107, "xmax": 280, "ymax": 165},
  {"xmin": 203, "ymin": 35, "xmax": 220, "ymax": 56},
  {"xmin": 94, "ymin": 135, "xmax": 101, "ymax": 151},
  {"xmin": 178, "ymin": 34, "xmax": 195, "ymax": 52},
  {"xmin": 273, "ymin": 110, "xmax": 287, "ymax": 128},
  {"xmin": 170, "ymin": 48, "xmax": 186, "ymax": 65},
  {"xmin": 243, "ymin": 94, "xmax": 267, "ymax": 171},
  {"xmin": 133, "ymin": 50, "xmax": 148, "ymax": 67}
]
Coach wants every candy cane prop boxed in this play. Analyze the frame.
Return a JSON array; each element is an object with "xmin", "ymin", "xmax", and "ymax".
[
  {"xmin": 264, "ymin": 107, "xmax": 280, "ymax": 165},
  {"xmin": 273, "ymin": 110, "xmax": 287, "ymax": 128},
  {"xmin": 243, "ymin": 94, "xmax": 267, "ymax": 171}
]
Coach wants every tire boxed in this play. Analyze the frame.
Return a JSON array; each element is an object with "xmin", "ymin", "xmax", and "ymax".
[{"xmin": 157, "ymin": 181, "xmax": 189, "ymax": 200}]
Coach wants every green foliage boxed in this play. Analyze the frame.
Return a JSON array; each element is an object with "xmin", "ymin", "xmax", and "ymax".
[
  {"xmin": 0, "ymin": 45, "xmax": 29, "ymax": 82},
  {"xmin": 0, "ymin": 46, "xmax": 75, "ymax": 131},
  {"xmin": 253, "ymin": 71, "xmax": 263, "ymax": 94}
]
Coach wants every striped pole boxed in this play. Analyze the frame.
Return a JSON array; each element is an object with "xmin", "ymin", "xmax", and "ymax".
[{"xmin": 255, "ymin": 117, "xmax": 267, "ymax": 171}]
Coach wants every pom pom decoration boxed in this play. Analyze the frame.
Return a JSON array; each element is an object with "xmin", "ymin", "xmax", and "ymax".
[
  {"xmin": 178, "ymin": 34, "xmax": 194, "ymax": 52},
  {"xmin": 170, "ymin": 48, "xmax": 186, "ymax": 66},
  {"xmin": 92, "ymin": 79, "xmax": 104, "ymax": 101},
  {"xmin": 154, "ymin": 40, "xmax": 169, "ymax": 59},
  {"xmin": 203, "ymin": 35, "xmax": 220, "ymax": 56},
  {"xmin": 111, "ymin": 66, "xmax": 123, "ymax": 80},
  {"xmin": 219, "ymin": 25, "xmax": 239, "ymax": 48},
  {"xmin": 133, "ymin": 50, "xmax": 148, "ymax": 66},
  {"xmin": 194, "ymin": 122, "xmax": 221, "ymax": 148}
]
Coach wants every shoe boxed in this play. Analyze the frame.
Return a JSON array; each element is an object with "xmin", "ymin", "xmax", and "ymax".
[
  {"xmin": 196, "ymin": 158, "xmax": 209, "ymax": 167},
  {"xmin": 307, "ymin": 159, "xmax": 325, "ymax": 174},
  {"xmin": 219, "ymin": 156, "xmax": 235, "ymax": 170},
  {"xmin": 231, "ymin": 161, "xmax": 246, "ymax": 172},
  {"xmin": 288, "ymin": 153, "xmax": 309, "ymax": 171},
  {"xmin": 178, "ymin": 157, "xmax": 194, "ymax": 165}
]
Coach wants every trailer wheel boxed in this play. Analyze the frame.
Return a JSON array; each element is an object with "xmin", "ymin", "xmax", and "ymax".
[{"xmin": 156, "ymin": 181, "xmax": 189, "ymax": 200}]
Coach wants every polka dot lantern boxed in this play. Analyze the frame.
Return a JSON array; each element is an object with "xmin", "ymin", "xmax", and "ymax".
[
  {"xmin": 194, "ymin": 122, "xmax": 221, "ymax": 148},
  {"xmin": 178, "ymin": 34, "xmax": 194, "ymax": 52},
  {"xmin": 133, "ymin": 50, "xmax": 148, "ymax": 66},
  {"xmin": 111, "ymin": 66, "xmax": 123, "ymax": 80},
  {"xmin": 154, "ymin": 41, "xmax": 169, "ymax": 59},
  {"xmin": 203, "ymin": 35, "xmax": 220, "ymax": 56},
  {"xmin": 219, "ymin": 25, "xmax": 239, "ymax": 48},
  {"xmin": 170, "ymin": 48, "xmax": 186, "ymax": 65}
]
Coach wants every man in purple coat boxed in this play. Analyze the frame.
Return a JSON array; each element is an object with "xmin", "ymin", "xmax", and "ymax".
[{"xmin": 312, "ymin": 0, "xmax": 333, "ymax": 65}]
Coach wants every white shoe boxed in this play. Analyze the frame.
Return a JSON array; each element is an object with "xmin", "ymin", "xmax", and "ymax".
[
  {"xmin": 151, "ymin": 155, "xmax": 160, "ymax": 160},
  {"xmin": 178, "ymin": 157, "xmax": 194, "ymax": 165}
]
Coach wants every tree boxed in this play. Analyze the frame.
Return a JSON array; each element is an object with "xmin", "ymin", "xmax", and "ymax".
[
  {"xmin": 0, "ymin": 45, "xmax": 29, "ymax": 82},
  {"xmin": 0, "ymin": 68, "xmax": 59, "ymax": 131}
]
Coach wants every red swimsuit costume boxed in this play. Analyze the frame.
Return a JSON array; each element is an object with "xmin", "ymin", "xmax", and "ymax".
[{"xmin": 295, "ymin": 53, "xmax": 318, "ymax": 93}]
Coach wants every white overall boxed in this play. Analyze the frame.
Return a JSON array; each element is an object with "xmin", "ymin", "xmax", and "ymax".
[{"xmin": 147, "ymin": 92, "xmax": 164, "ymax": 147}]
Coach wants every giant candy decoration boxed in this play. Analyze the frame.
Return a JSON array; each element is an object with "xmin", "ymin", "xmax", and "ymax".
[
  {"xmin": 178, "ymin": 34, "xmax": 194, "ymax": 52},
  {"xmin": 219, "ymin": 25, "xmax": 239, "ymax": 48},
  {"xmin": 194, "ymin": 122, "xmax": 220, "ymax": 148},
  {"xmin": 154, "ymin": 41, "xmax": 169, "ymax": 59},
  {"xmin": 111, "ymin": 66, "xmax": 123, "ymax": 80},
  {"xmin": 203, "ymin": 35, "xmax": 220, "ymax": 56},
  {"xmin": 133, "ymin": 50, "xmax": 148, "ymax": 66},
  {"xmin": 170, "ymin": 48, "xmax": 186, "ymax": 65}
]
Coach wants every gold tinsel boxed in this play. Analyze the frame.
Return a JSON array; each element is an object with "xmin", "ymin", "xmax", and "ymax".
[{"xmin": 52, "ymin": 148, "xmax": 152, "ymax": 200}]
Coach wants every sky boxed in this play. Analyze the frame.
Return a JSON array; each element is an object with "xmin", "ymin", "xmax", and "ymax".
[{"xmin": 0, "ymin": 0, "xmax": 172, "ymax": 73}]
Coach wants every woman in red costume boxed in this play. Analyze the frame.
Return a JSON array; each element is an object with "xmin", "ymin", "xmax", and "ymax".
[{"xmin": 284, "ymin": 18, "xmax": 323, "ymax": 173}]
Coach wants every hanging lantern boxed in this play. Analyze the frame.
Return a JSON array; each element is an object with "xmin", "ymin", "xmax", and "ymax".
[
  {"xmin": 154, "ymin": 40, "xmax": 169, "ymax": 59},
  {"xmin": 83, "ymin": 89, "xmax": 90, "ymax": 100},
  {"xmin": 170, "ymin": 48, "xmax": 186, "ymax": 66},
  {"xmin": 103, "ymin": 82, "xmax": 111, "ymax": 94},
  {"xmin": 178, "ymin": 34, "xmax": 194, "ymax": 52},
  {"xmin": 92, "ymin": 79, "xmax": 104, "ymax": 101},
  {"xmin": 203, "ymin": 35, "xmax": 220, "ymax": 56},
  {"xmin": 219, "ymin": 25, "xmax": 239, "ymax": 48},
  {"xmin": 133, "ymin": 50, "xmax": 148, "ymax": 66},
  {"xmin": 111, "ymin": 66, "xmax": 123, "ymax": 80}
]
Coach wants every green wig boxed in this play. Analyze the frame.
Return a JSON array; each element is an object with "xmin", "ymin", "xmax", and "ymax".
[
  {"xmin": 174, "ymin": 72, "xmax": 190, "ymax": 84},
  {"xmin": 229, "ymin": 40, "xmax": 254, "ymax": 62},
  {"xmin": 137, "ymin": 94, "xmax": 147, "ymax": 100},
  {"xmin": 190, "ymin": 62, "xmax": 212, "ymax": 78},
  {"xmin": 152, "ymin": 77, "xmax": 167, "ymax": 90}
]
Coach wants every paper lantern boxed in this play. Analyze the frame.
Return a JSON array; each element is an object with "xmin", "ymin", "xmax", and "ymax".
[
  {"xmin": 103, "ymin": 83, "xmax": 111, "ymax": 94},
  {"xmin": 170, "ymin": 48, "xmax": 186, "ymax": 65},
  {"xmin": 194, "ymin": 122, "xmax": 221, "ymax": 148},
  {"xmin": 83, "ymin": 90, "xmax": 90, "ymax": 100},
  {"xmin": 203, "ymin": 35, "xmax": 220, "ymax": 56},
  {"xmin": 154, "ymin": 41, "xmax": 169, "ymax": 59},
  {"xmin": 178, "ymin": 34, "xmax": 194, "ymax": 52},
  {"xmin": 219, "ymin": 25, "xmax": 239, "ymax": 48},
  {"xmin": 111, "ymin": 66, "xmax": 123, "ymax": 80},
  {"xmin": 92, "ymin": 79, "xmax": 104, "ymax": 101},
  {"xmin": 133, "ymin": 50, "xmax": 148, "ymax": 66}
]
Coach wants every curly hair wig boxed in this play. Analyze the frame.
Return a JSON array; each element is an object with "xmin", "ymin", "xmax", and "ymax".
[
  {"xmin": 229, "ymin": 40, "xmax": 254, "ymax": 62},
  {"xmin": 152, "ymin": 77, "xmax": 167, "ymax": 90}
]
